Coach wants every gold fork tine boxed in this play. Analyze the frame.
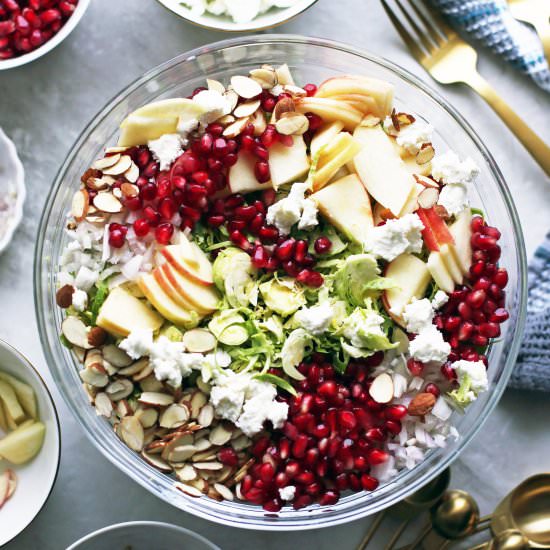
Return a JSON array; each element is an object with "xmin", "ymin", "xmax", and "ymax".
[
  {"xmin": 394, "ymin": 0, "xmax": 439, "ymax": 53},
  {"xmin": 417, "ymin": 0, "xmax": 457, "ymax": 38},
  {"xmin": 381, "ymin": 0, "xmax": 428, "ymax": 62},
  {"xmin": 409, "ymin": 0, "xmax": 450, "ymax": 46}
]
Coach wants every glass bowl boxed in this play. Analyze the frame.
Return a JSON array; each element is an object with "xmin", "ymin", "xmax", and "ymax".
[{"xmin": 34, "ymin": 35, "xmax": 527, "ymax": 531}]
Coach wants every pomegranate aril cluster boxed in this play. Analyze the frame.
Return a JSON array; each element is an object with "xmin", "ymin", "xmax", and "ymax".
[
  {"xmin": 0, "ymin": 0, "xmax": 78, "ymax": 60},
  {"xmin": 240, "ymin": 353, "xmax": 408, "ymax": 512},
  {"xmin": 435, "ymin": 216, "xmax": 509, "ymax": 366}
]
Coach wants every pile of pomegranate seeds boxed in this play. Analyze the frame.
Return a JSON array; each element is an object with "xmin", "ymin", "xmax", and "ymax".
[
  {"xmin": 240, "ymin": 353, "xmax": 405, "ymax": 512},
  {"xmin": 0, "ymin": 0, "xmax": 78, "ymax": 60},
  {"xmin": 435, "ymin": 215, "xmax": 509, "ymax": 379}
]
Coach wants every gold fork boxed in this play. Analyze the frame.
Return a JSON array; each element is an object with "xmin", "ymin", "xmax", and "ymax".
[
  {"xmin": 381, "ymin": 0, "xmax": 550, "ymax": 177},
  {"xmin": 509, "ymin": 0, "xmax": 550, "ymax": 63}
]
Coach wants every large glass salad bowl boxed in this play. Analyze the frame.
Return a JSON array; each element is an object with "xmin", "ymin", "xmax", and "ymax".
[{"xmin": 35, "ymin": 35, "xmax": 527, "ymax": 530}]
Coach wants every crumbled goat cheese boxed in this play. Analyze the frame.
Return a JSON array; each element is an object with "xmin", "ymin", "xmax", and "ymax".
[
  {"xmin": 177, "ymin": 117, "xmax": 199, "ymax": 139},
  {"xmin": 210, "ymin": 373, "xmax": 248, "ymax": 423},
  {"xmin": 192, "ymin": 89, "xmax": 231, "ymax": 125},
  {"xmin": 148, "ymin": 134, "xmax": 183, "ymax": 171},
  {"xmin": 74, "ymin": 266, "xmax": 99, "ymax": 291},
  {"xmin": 396, "ymin": 122, "xmax": 433, "ymax": 154},
  {"xmin": 431, "ymin": 151, "xmax": 479, "ymax": 185},
  {"xmin": 431, "ymin": 290, "xmax": 449, "ymax": 310},
  {"xmin": 437, "ymin": 182, "xmax": 469, "ymax": 216},
  {"xmin": 409, "ymin": 325, "xmax": 450, "ymax": 364},
  {"xmin": 71, "ymin": 289, "xmax": 88, "ymax": 312},
  {"xmin": 295, "ymin": 302, "xmax": 334, "ymax": 335},
  {"xmin": 279, "ymin": 486, "xmax": 296, "ymax": 501},
  {"xmin": 150, "ymin": 338, "xmax": 204, "ymax": 388},
  {"xmin": 266, "ymin": 182, "xmax": 318, "ymax": 235},
  {"xmin": 365, "ymin": 213, "xmax": 424, "ymax": 261},
  {"xmin": 453, "ymin": 360, "xmax": 488, "ymax": 398},
  {"xmin": 402, "ymin": 298, "xmax": 434, "ymax": 334},
  {"xmin": 119, "ymin": 329, "xmax": 154, "ymax": 360}
]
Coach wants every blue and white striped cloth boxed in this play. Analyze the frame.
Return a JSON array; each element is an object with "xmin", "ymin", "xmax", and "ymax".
[{"xmin": 432, "ymin": 0, "xmax": 550, "ymax": 93}]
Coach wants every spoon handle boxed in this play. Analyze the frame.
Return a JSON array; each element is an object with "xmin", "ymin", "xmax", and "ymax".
[
  {"xmin": 408, "ymin": 521, "xmax": 432, "ymax": 550},
  {"xmin": 356, "ymin": 511, "xmax": 387, "ymax": 550},
  {"xmin": 384, "ymin": 519, "xmax": 411, "ymax": 550}
]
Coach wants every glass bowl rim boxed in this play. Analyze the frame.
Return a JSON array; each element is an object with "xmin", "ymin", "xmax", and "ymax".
[{"xmin": 34, "ymin": 34, "xmax": 528, "ymax": 530}]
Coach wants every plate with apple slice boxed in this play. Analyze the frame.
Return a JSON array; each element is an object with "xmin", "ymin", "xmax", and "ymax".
[
  {"xmin": 0, "ymin": 339, "xmax": 60, "ymax": 546},
  {"xmin": 51, "ymin": 64, "xmax": 511, "ymax": 516}
]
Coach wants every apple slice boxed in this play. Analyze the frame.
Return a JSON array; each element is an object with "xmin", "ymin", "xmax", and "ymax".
[
  {"xmin": 440, "ymin": 243, "xmax": 464, "ymax": 285},
  {"xmin": 153, "ymin": 268, "xmax": 200, "ymax": 313},
  {"xmin": 0, "ymin": 401, "xmax": 7, "ymax": 432},
  {"xmin": 316, "ymin": 75, "xmax": 394, "ymax": 117},
  {"xmin": 416, "ymin": 207, "xmax": 454, "ymax": 252},
  {"xmin": 382, "ymin": 253, "xmax": 431, "ymax": 325},
  {"xmin": 325, "ymin": 94, "xmax": 378, "ymax": 114},
  {"xmin": 353, "ymin": 124, "xmax": 416, "ymax": 216},
  {"xmin": 0, "ymin": 373, "xmax": 37, "ymax": 419},
  {"xmin": 228, "ymin": 151, "xmax": 274, "ymax": 195},
  {"xmin": 312, "ymin": 132, "xmax": 362, "ymax": 191},
  {"xmin": 177, "ymin": 232, "xmax": 199, "ymax": 270},
  {"xmin": 268, "ymin": 136, "xmax": 310, "ymax": 189},
  {"xmin": 295, "ymin": 97, "xmax": 363, "ymax": 131},
  {"xmin": 310, "ymin": 121, "xmax": 345, "ymax": 157},
  {"xmin": 138, "ymin": 273, "xmax": 198, "ymax": 327},
  {"xmin": 161, "ymin": 244, "xmax": 213, "ymax": 286},
  {"xmin": 311, "ymin": 174, "xmax": 373, "ymax": 244},
  {"xmin": 0, "ymin": 380, "xmax": 25, "ymax": 424},
  {"xmin": 159, "ymin": 263, "xmax": 219, "ymax": 315},
  {"xmin": 427, "ymin": 252, "xmax": 455, "ymax": 293},
  {"xmin": 0, "ymin": 421, "xmax": 45, "ymax": 465},
  {"xmin": 0, "ymin": 471, "xmax": 9, "ymax": 509},
  {"xmin": 97, "ymin": 287, "xmax": 164, "ymax": 337},
  {"xmin": 448, "ymin": 209, "xmax": 473, "ymax": 275}
]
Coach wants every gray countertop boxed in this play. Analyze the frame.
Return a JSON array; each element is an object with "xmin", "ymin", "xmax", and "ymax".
[{"xmin": 1, "ymin": 0, "xmax": 549, "ymax": 548}]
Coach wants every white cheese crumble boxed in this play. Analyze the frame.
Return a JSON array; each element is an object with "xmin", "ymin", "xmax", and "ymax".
[
  {"xmin": 431, "ymin": 290, "xmax": 449, "ymax": 310},
  {"xmin": 119, "ymin": 328, "xmax": 154, "ymax": 360},
  {"xmin": 295, "ymin": 302, "xmax": 334, "ymax": 335},
  {"xmin": 453, "ymin": 359, "xmax": 488, "ymax": 398},
  {"xmin": 437, "ymin": 182, "xmax": 469, "ymax": 216},
  {"xmin": 402, "ymin": 298, "xmax": 434, "ymax": 334},
  {"xmin": 431, "ymin": 151, "xmax": 479, "ymax": 185},
  {"xmin": 396, "ymin": 121, "xmax": 433, "ymax": 154},
  {"xmin": 192, "ymin": 89, "xmax": 231, "ymax": 126},
  {"xmin": 409, "ymin": 325, "xmax": 450, "ymax": 364},
  {"xmin": 365, "ymin": 213, "xmax": 424, "ymax": 262},
  {"xmin": 71, "ymin": 289, "xmax": 88, "ymax": 312},
  {"xmin": 148, "ymin": 134, "xmax": 184, "ymax": 171},
  {"xmin": 266, "ymin": 182, "xmax": 318, "ymax": 235},
  {"xmin": 279, "ymin": 485, "xmax": 296, "ymax": 501},
  {"xmin": 74, "ymin": 266, "xmax": 99, "ymax": 291}
]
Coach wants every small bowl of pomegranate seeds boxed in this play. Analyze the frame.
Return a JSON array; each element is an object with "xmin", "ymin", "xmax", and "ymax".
[
  {"xmin": 0, "ymin": 0, "xmax": 90, "ymax": 70},
  {"xmin": 36, "ymin": 37, "xmax": 527, "ymax": 529}
]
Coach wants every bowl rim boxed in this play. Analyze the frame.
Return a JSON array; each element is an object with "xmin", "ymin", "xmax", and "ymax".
[
  {"xmin": 0, "ymin": 127, "xmax": 25, "ymax": 254},
  {"xmin": 0, "ymin": 0, "xmax": 91, "ymax": 71},
  {"xmin": 34, "ymin": 34, "xmax": 528, "ymax": 531},
  {"xmin": 0, "ymin": 338, "xmax": 62, "ymax": 547},
  {"xmin": 66, "ymin": 521, "xmax": 220, "ymax": 550},
  {"xmin": 154, "ymin": 0, "xmax": 319, "ymax": 32}
]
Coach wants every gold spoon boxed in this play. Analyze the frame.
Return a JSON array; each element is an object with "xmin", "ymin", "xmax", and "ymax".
[
  {"xmin": 468, "ymin": 529, "xmax": 530, "ymax": 550},
  {"xmin": 357, "ymin": 468, "xmax": 451, "ymax": 550}
]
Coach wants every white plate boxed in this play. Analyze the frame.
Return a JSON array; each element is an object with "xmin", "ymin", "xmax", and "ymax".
[
  {"xmin": 0, "ymin": 339, "xmax": 61, "ymax": 547},
  {"xmin": 67, "ymin": 521, "xmax": 220, "ymax": 550},
  {"xmin": 156, "ymin": 0, "xmax": 318, "ymax": 32},
  {"xmin": 0, "ymin": 0, "xmax": 91, "ymax": 70},
  {"xmin": 0, "ymin": 128, "xmax": 25, "ymax": 254}
]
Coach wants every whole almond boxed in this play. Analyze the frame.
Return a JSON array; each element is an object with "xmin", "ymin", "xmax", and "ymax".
[
  {"xmin": 56, "ymin": 285, "xmax": 75, "ymax": 308},
  {"xmin": 408, "ymin": 392, "xmax": 436, "ymax": 416},
  {"xmin": 88, "ymin": 326, "xmax": 107, "ymax": 347}
]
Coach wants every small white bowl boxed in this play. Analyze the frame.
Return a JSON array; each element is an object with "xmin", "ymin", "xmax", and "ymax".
[
  {"xmin": 0, "ymin": 339, "xmax": 61, "ymax": 547},
  {"xmin": 0, "ymin": 0, "xmax": 91, "ymax": 70},
  {"xmin": 0, "ymin": 127, "xmax": 25, "ymax": 254},
  {"xmin": 67, "ymin": 521, "xmax": 220, "ymax": 550},
  {"xmin": 155, "ymin": 0, "xmax": 318, "ymax": 32}
]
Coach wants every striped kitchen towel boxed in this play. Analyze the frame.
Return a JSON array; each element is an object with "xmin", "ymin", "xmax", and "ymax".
[
  {"xmin": 510, "ymin": 235, "xmax": 550, "ymax": 391},
  {"xmin": 431, "ymin": 0, "xmax": 550, "ymax": 93}
]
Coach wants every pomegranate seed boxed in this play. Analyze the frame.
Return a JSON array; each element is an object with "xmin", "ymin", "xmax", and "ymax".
[
  {"xmin": 261, "ymin": 125, "xmax": 277, "ymax": 147},
  {"xmin": 303, "ymin": 83, "xmax": 318, "ymax": 96},
  {"xmin": 254, "ymin": 161, "xmax": 270, "ymax": 183},
  {"xmin": 441, "ymin": 363, "xmax": 457, "ymax": 381},
  {"xmin": 385, "ymin": 419, "xmax": 402, "ymax": 435},
  {"xmin": 249, "ymin": 213, "xmax": 264, "ymax": 234},
  {"xmin": 467, "ymin": 289, "xmax": 486, "ymax": 309},
  {"xmin": 444, "ymin": 316, "xmax": 461, "ymax": 332},
  {"xmin": 318, "ymin": 380, "xmax": 337, "ymax": 397},
  {"xmin": 109, "ymin": 228, "xmax": 125, "ymax": 248},
  {"xmin": 471, "ymin": 216, "xmax": 485, "ymax": 232},
  {"xmin": 479, "ymin": 322, "xmax": 500, "ymax": 338},
  {"xmin": 458, "ymin": 302, "xmax": 472, "ymax": 320},
  {"xmin": 40, "ymin": 8, "xmax": 61, "ymax": 25},
  {"xmin": 361, "ymin": 474, "xmax": 379, "ymax": 491},
  {"xmin": 207, "ymin": 122, "xmax": 223, "ymax": 136},
  {"xmin": 472, "ymin": 334, "xmax": 489, "ymax": 347},
  {"xmin": 319, "ymin": 490, "xmax": 339, "ymax": 505},
  {"xmin": 230, "ymin": 230, "xmax": 252, "ymax": 251},
  {"xmin": 258, "ymin": 225, "xmax": 279, "ymax": 243},
  {"xmin": 483, "ymin": 225, "xmax": 501, "ymax": 239},
  {"xmin": 143, "ymin": 206, "xmax": 161, "ymax": 227},
  {"xmin": 259, "ymin": 462, "xmax": 275, "ymax": 482},
  {"xmin": 366, "ymin": 428, "xmax": 385, "ymax": 442},
  {"xmin": 292, "ymin": 434, "xmax": 308, "ymax": 458},
  {"xmin": 490, "ymin": 308, "xmax": 509, "ymax": 323},
  {"xmin": 458, "ymin": 321, "xmax": 475, "ymax": 341},
  {"xmin": 385, "ymin": 405, "xmax": 408, "ymax": 421},
  {"xmin": 294, "ymin": 239, "xmax": 308, "ymax": 263},
  {"xmin": 296, "ymin": 269, "xmax": 324, "ymax": 288},
  {"xmin": 212, "ymin": 137, "xmax": 228, "ymax": 158},
  {"xmin": 474, "ymin": 277, "xmax": 491, "ymax": 291},
  {"xmin": 314, "ymin": 236, "xmax": 332, "ymax": 254},
  {"xmin": 241, "ymin": 134, "xmax": 255, "ymax": 151},
  {"xmin": 425, "ymin": 383, "xmax": 440, "ymax": 397},
  {"xmin": 251, "ymin": 245, "xmax": 268, "ymax": 269},
  {"xmin": 179, "ymin": 205, "xmax": 201, "ymax": 222},
  {"xmin": 155, "ymin": 222, "xmax": 174, "ymax": 245},
  {"xmin": 234, "ymin": 205, "xmax": 256, "ymax": 221},
  {"xmin": 207, "ymin": 215, "xmax": 224, "ymax": 227},
  {"xmin": 263, "ymin": 498, "xmax": 283, "ymax": 512},
  {"xmin": 407, "ymin": 358, "xmax": 424, "ymax": 376},
  {"xmin": 367, "ymin": 449, "xmax": 389, "ymax": 465},
  {"xmin": 305, "ymin": 112, "xmax": 323, "ymax": 130},
  {"xmin": 275, "ymin": 238, "xmax": 296, "ymax": 261},
  {"xmin": 493, "ymin": 268, "xmax": 508, "ymax": 289},
  {"xmin": 470, "ymin": 261, "xmax": 485, "ymax": 278},
  {"xmin": 293, "ymin": 494, "xmax": 313, "ymax": 510},
  {"xmin": 0, "ymin": 21, "xmax": 16, "ymax": 37},
  {"xmin": 159, "ymin": 197, "xmax": 176, "ymax": 219},
  {"xmin": 133, "ymin": 218, "xmax": 150, "ymax": 237},
  {"xmin": 15, "ymin": 15, "xmax": 30, "ymax": 35},
  {"xmin": 140, "ymin": 182, "xmax": 157, "ymax": 201},
  {"xmin": 339, "ymin": 410, "xmax": 357, "ymax": 431},
  {"xmin": 217, "ymin": 447, "xmax": 238, "ymax": 467},
  {"xmin": 261, "ymin": 96, "xmax": 276, "ymax": 112}
]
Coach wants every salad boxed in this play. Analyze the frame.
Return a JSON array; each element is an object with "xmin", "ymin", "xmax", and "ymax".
[{"xmin": 56, "ymin": 64, "xmax": 509, "ymax": 512}]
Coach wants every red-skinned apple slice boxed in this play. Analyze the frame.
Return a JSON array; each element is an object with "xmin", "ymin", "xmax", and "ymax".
[
  {"xmin": 416, "ymin": 207, "xmax": 454, "ymax": 252},
  {"xmin": 153, "ymin": 268, "xmax": 200, "ymax": 313},
  {"xmin": 161, "ymin": 244, "xmax": 213, "ymax": 286},
  {"xmin": 448, "ymin": 209, "xmax": 473, "ymax": 275},
  {"xmin": 427, "ymin": 252, "xmax": 455, "ymax": 293}
]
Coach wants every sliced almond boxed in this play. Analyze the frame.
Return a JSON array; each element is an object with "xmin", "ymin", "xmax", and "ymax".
[
  {"xmin": 284, "ymin": 84, "xmax": 307, "ymax": 98},
  {"xmin": 216, "ymin": 465, "xmax": 234, "ymax": 484},
  {"xmin": 102, "ymin": 154, "xmax": 132, "ymax": 176},
  {"xmin": 87, "ymin": 176, "xmax": 115, "ymax": 190},
  {"xmin": 214, "ymin": 483, "xmax": 234, "ymax": 501},
  {"xmin": 93, "ymin": 192, "xmax": 123, "ymax": 214},
  {"xmin": 217, "ymin": 114, "xmax": 235, "ymax": 126},
  {"xmin": 94, "ymin": 392, "xmax": 114, "ymax": 417},
  {"xmin": 251, "ymin": 109, "xmax": 267, "ymax": 136},
  {"xmin": 160, "ymin": 403, "xmax": 190, "ymax": 429},
  {"xmin": 417, "ymin": 187, "xmax": 439, "ymax": 209},
  {"xmin": 139, "ymin": 375, "xmax": 164, "ymax": 393},
  {"xmin": 106, "ymin": 378, "xmax": 134, "ymax": 401},
  {"xmin": 396, "ymin": 112, "xmax": 415, "ymax": 126},
  {"xmin": 414, "ymin": 174, "xmax": 439, "ymax": 189},
  {"xmin": 135, "ymin": 407, "xmax": 158, "ymax": 429},
  {"xmin": 132, "ymin": 361, "xmax": 154, "ymax": 382},
  {"xmin": 176, "ymin": 464, "xmax": 197, "ymax": 482},
  {"xmin": 361, "ymin": 114, "xmax": 381, "ymax": 128},
  {"xmin": 194, "ymin": 461, "xmax": 223, "ymax": 471},
  {"xmin": 197, "ymin": 403, "xmax": 214, "ymax": 428},
  {"xmin": 168, "ymin": 444, "xmax": 197, "ymax": 463},
  {"xmin": 117, "ymin": 416, "xmax": 144, "ymax": 451},
  {"xmin": 103, "ymin": 345, "xmax": 133, "ymax": 367},
  {"xmin": 275, "ymin": 112, "xmax": 309, "ymax": 136},
  {"xmin": 71, "ymin": 189, "xmax": 89, "ymax": 222},
  {"xmin": 193, "ymin": 438, "xmax": 212, "ymax": 453},
  {"xmin": 80, "ymin": 366, "xmax": 109, "ymax": 388},
  {"xmin": 123, "ymin": 162, "xmax": 139, "ymax": 184},
  {"xmin": 416, "ymin": 143, "xmax": 435, "ymax": 165},
  {"xmin": 175, "ymin": 482, "xmax": 203, "ymax": 498},
  {"xmin": 141, "ymin": 451, "xmax": 172, "ymax": 472},
  {"xmin": 83, "ymin": 348, "xmax": 103, "ymax": 370},
  {"xmin": 139, "ymin": 392, "xmax": 175, "ymax": 407},
  {"xmin": 116, "ymin": 399, "xmax": 133, "ymax": 418},
  {"xmin": 222, "ymin": 117, "xmax": 249, "ymax": 138},
  {"xmin": 391, "ymin": 108, "xmax": 401, "ymax": 132},
  {"xmin": 86, "ymin": 213, "xmax": 108, "ymax": 224},
  {"xmin": 93, "ymin": 154, "xmax": 120, "ymax": 171},
  {"xmin": 369, "ymin": 372, "xmax": 394, "ymax": 404},
  {"xmin": 182, "ymin": 328, "xmax": 216, "ymax": 353},
  {"xmin": 119, "ymin": 357, "xmax": 150, "ymax": 376},
  {"xmin": 196, "ymin": 378, "xmax": 211, "ymax": 395},
  {"xmin": 224, "ymin": 89, "xmax": 239, "ymax": 113},
  {"xmin": 62, "ymin": 316, "xmax": 92, "ymax": 349},
  {"xmin": 146, "ymin": 439, "xmax": 167, "ymax": 455},
  {"xmin": 231, "ymin": 434, "xmax": 251, "ymax": 451},
  {"xmin": 249, "ymin": 67, "xmax": 277, "ymax": 89},
  {"xmin": 209, "ymin": 424, "xmax": 232, "ymax": 446},
  {"xmin": 275, "ymin": 63, "xmax": 295, "ymax": 86},
  {"xmin": 207, "ymin": 78, "xmax": 225, "ymax": 94},
  {"xmin": 230, "ymin": 75, "xmax": 262, "ymax": 99},
  {"xmin": 189, "ymin": 391, "xmax": 208, "ymax": 419},
  {"xmin": 272, "ymin": 96, "xmax": 295, "ymax": 123},
  {"xmin": 233, "ymin": 99, "xmax": 261, "ymax": 119},
  {"xmin": 113, "ymin": 187, "xmax": 123, "ymax": 199}
]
